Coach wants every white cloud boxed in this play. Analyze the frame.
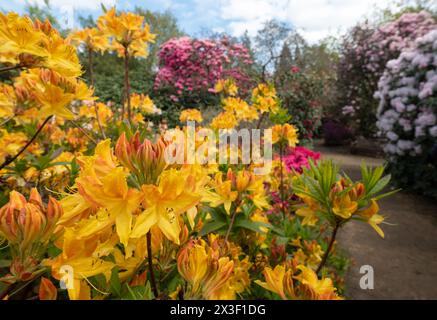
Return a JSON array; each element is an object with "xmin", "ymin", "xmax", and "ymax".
[
  {"xmin": 24, "ymin": 0, "xmax": 117, "ymax": 11},
  {"xmin": 218, "ymin": 0, "xmax": 390, "ymax": 42}
]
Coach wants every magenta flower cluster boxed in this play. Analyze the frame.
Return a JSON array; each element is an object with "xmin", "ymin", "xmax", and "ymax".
[
  {"xmin": 282, "ymin": 146, "xmax": 321, "ymax": 173},
  {"xmin": 154, "ymin": 36, "xmax": 253, "ymax": 96}
]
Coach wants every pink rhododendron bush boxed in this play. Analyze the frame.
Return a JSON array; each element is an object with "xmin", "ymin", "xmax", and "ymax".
[
  {"xmin": 154, "ymin": 37, "xmax": 253, "ymax": 97},
  {"xmin": 375, "ymin": 29, "xmax": 437, "ymax": 198}
]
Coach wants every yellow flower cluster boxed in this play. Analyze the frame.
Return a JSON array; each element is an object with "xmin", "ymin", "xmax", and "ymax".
[
  {"xmin": 255, "ymin": 264, "xmax": 341, "ymax": 300},
  {"xmin": 294, "ymin": 163, "xmax": 387, "ymax": 238},
  {"xmin": 0, "ymin": 14, "xmax": 94, "ymax": 121},
  {"xmin": 130, "ymin": 93, "xmax": 161, "ymax": 115},
  {"xmin": 68, "ymin": 27, "xmax": 109, "ymax": 53},
  {"xmin": 179, "ymin": 108, "xmax": 203, "ymax": 123},
  {"xmin": 0, "ymin": 13, "xmax": 82, "ymax": 76},
  {"xmin": 209, "ymin": 80, "xmax": 281, "ymax": 130},
  {"xmin": 214, "ymin": 78, "xmax": 238, "ymax": 96},
  {"xmin": 177, "ymin": 235, "xmax": 251, "ymax": 299},
  {"xmin": 97, "ymin": 8, "xmax": 156, "ymax": 58},
  {"xmin": 272, "ymin": 123, "xmax": 299, "ymax": 147}
]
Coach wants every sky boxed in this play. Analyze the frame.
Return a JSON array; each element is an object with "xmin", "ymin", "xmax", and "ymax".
[{"xmin": 4, "ymin": 0, "xmax": 395, "ymax": 43}]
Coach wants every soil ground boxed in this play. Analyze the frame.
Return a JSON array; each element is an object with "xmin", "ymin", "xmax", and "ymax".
[{"xmin": 315, "ymin": 144, "xmax": 437, "ymax": 299}]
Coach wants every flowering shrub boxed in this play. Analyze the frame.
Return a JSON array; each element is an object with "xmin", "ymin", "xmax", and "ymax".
[
  {"xmin": 322, "ymin": 119, "xmax": 353, "ymax": 146},
  {"xmin": 275, "ymin": 67, "xmax": 322, "ymax": 143},
  {"xmin": 375, "ymin": 29, "xmax": 437, "ymax": 198},
  {"xmin": 0, "ymin": 11, "xmax": 395, "ymax": 301},
  {"xmin": 154, "ymin": 37, "xmax": 253, "ymax": 98},
  {"xmin": 337, "ymin": 11, "xmax": 436, "ymax": 137}
]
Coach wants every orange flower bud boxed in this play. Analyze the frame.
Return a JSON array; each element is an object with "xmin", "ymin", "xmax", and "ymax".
[
  {"xmin": 0, "ymin": 189, "xmax": 62, "ymax": 258},
  {"xmin": 236, "ymin": 170, "xmax": 253, "ymax": 193},
  {"xmin": 130, "ymin": 271, "xmax": 147, "ymax": 287},
  {"xmin": 115, "ymin": 132, "xmax": 168, "ymax": 184},
  {"xmin": 39, "ymin": 277, "xmax": 58, "ymax": 300}
]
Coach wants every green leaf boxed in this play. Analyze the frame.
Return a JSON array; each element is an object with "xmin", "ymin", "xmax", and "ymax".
[
  {"xmin": 234, "ymin": 218, "xmax": 271, "ymax": 234},
  {"xmin": 101, "ymin": 3, "xmax": 108, "ymax": 13},
  {"xmin": 199, "ymin": 220, "xmax": 227, "ymax": 236},
  {"xmin": 109, "ymin": 267, "xmax": 122, "ymax": 297},
  {"xmin": 367, "ymin": 174, "xmax": 391, "ymax": 196},
  {"xmin": 0, "ymin": 259, "xmax": 11, "ymax": 268},
  {"xmin": 373, "ymin": 188, "xmax": 401, "ymax": 201},
  {"xmin": 123, "ymin": 283, "xmax": 153, "ymax": 300}
]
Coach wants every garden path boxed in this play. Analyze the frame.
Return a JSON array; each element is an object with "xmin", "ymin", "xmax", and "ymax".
[{"xmin": 315, "ymin": 144, "xmax": 437, "ymax": 299}]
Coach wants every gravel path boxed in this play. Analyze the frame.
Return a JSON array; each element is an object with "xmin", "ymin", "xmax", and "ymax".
[{"xmin": 316, "ymin": 145, "xmax": 437, "ymax": 299}]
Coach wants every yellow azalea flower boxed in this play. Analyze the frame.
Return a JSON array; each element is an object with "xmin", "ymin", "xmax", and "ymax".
[
  {"xmin": 41, "ymin": 32, "xmax": 83, "ymax": 77},
  {"xmin": 131, "ymin": 112, "xmax": 145, "ymax": 125},
  {"xmin": 76, "ymin": 139, "xmax": 117, "ymax": 177},
  {"xmin": 210, "ymin": 111, "xmax": 238, "ymax": 130},
  {"xmin": 296, "ymin": 194, "xmax": 320, "ymax": 226},
  {"xmin": 255, "ymin": 265, "xmax": 294, "ymax": 300},
  {"xmin": 271, "ymin": 124, "xmax": 299, "ymax": 147},
  {"xmin": 332, "ymin": 193, "xmax": 358, "ymax": 219},
  {"xmin": 130, "ymin": 93, "xmax": 161, "ymax": 114},
  {"xmin": 296, "ymin": 207, "xmax": 319, "ymax": 226},
  {"xmin": 222, "ymin": 97, "xmax": 258, "ymax": 122},
  {"xmin": 34, "ymin": 82, "xmax": 75, "ymax": 119},
  {"xmin": 293, "ymin": 249, "xmax": 308, "ymax": 265},
  {"xmin": 68, "ymin": 27, "xmax": 109, "ymax": 53},
  {"xmin": 44, "ymin": 229, "xmax": 115, "ymax": 300},
  {"xmin": 0, "ymin": 84, "xmax": 15, "ymax": 118},
  {"xmin": 359, "ymin": 199, "xmax": 385, "ymax": 238},
  {"xmin": 252, "ymin": 83, "xmax": 280, "ymax": 114},
  {"xmin": 214, "ymin": 78, "xmax": 238, "ymax": 96},
  {"xmin": 203, "ymin": 172, "xmax": 238, "ymax": 214},
  {"xmin": 97, "ymin": 8, "xmax": 155, "ymax": 58},
  {"xmin": 77, "ymin": 166, "xmax": 143, "ymax": 247},
  {"xmin": 250, "ymin": 210, "xmax": 269, "ymax": 247},
  {"xmin": 295, "ymin": 265, "xmax": 341, "ymax": 300},
  {"xmin": 177, "ymin": 237, "xmax": 238, "ymax": 300},
  {"xmin": 202, "ymin": 257, "xmax": 235, "ymax": 299},
  {"xmin": 304, "ymin": 241, "xmax": 324, "ymax": 270},
  {"xmin": 180, "ymin": 108, "xmax": 203, "ymax": 123},
  {"xmin": 67, "ymin": 139, "xmax": 141, "ymax": 246},
  {"xmin": 0, "ymin": 13, "xmax": 46, "ymax": 63},
  {"xmin": 0, "ymin": 129, "xmax": 28, "ymax": 163},
  {"xmin": 113, "ymin": 237, "xmax": 148, "ymax": 281},
  {"xmin": 131, "ymin": 169, "xmax": 201, "ymax": 244},
  {"xmin": 247, "ymin": 177, "xmax": 271, "ymax": 210},
  {"xmin": 177, "ymin": 241, "xmax": 209, "ymax": 293}
]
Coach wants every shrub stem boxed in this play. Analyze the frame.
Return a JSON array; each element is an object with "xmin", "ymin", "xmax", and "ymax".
[
  {"xmin": 146, "ymin": 231, "xmax": 159, "ymax": 298},
  {"xmin": 123, "ymin": 47, "xmax": 131, "ymax": 123},
  {"xmin": 316, "ymin": 222, "xmax": 340, "ymax": 275},
  {"xmin": 0, "ymin": 115, "xmax": 53, "ymax": 171}
]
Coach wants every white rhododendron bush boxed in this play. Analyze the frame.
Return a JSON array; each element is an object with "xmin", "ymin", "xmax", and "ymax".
[{"xmin": 375, "ymin": 29, "xmax": 437, "ymax": 197}]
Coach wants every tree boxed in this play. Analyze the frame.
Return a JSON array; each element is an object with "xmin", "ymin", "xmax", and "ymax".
[
  {"xmin": 24, "ymin": 0, "xmax": 60, "ymax": 30},
  {"xmin": 275, "ymin": 43, "xmax": 293, "ymax": 78},
  {"xmin": 254, "ymin": 20, "xmax": 292, "ymax": 80},
  {"xmin": 134, "ymin": 8, "xmax": 185, "ymax": 73}
]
